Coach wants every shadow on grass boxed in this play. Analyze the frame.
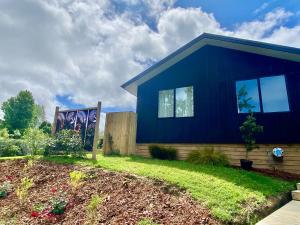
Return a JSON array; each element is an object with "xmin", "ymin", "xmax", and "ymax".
[
  {"xmin": 130, "ymin": 156, "xmax": 295, "ymax": 193},
  {"xmin": 42, "ymin": 154, "xmax": 295, "ymax": 197}
]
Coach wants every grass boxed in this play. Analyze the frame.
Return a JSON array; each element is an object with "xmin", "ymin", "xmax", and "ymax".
[{"xmin": 33, "ymin": 154, "xmax": 296, "ymax": 223}]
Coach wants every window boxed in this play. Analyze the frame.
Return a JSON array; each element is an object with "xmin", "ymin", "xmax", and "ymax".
[
  {"xmin": 158, "ymin": 86, "xmax": 194, "ymax": 118},
  {"xmin": 260, "ymin": 75, "xmax": 289, "ymax": 112},
  {"xmin": 235, "ymin": 75, "xmax": 289, "ymax": 113},
  {"xmin": 176, "ymin": 86, "xmax": 194, "ymax": 117},
  {"xmin": 158, "ymin": 89, "xmax": 174, "ymax": 118},
  {"xmin": 236, "ymin": 79, "xmax": 261, "ymax": 113}
]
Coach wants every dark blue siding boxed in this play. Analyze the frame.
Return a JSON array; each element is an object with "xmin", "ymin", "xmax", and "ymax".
[{"xmin": 136, "ymin": 45, "xmax": 300, "ymax": 144}]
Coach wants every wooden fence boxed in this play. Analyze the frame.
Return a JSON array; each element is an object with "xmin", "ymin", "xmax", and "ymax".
[
  {"xmin": 103, "ymin": 112, "xmax": 136, "ymax": 155},
  {"xmin": 136, "ymin": 143, "xmax": 300, "ymax": 174}
]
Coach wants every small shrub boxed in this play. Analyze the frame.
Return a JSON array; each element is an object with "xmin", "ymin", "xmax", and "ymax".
[
  {"xmin": 0, "ymin": 181, "xmax": 12, "ymax": 198},
  {"xmin": 138, "ymin": 218, "xmax": 160, "ymax": 225},
  {"xmin": 86, "ymin": 195, "xmax": 103, "ymax": 224},
  {"xmin": 23, "ymin": 159, "xmax": 35, "ymax": 173},
  {"xmin": 23, "ymin": 128, "xmax": 48, "ymax": 155},
  {"xmin": 45, "ymin": 130, "xmax": 86, "ymax": 158},
  {"xmin": 10, "ymin": 129, "xmax": 22, "ymax": 139},
  {"xmin": 16, "ymin": 177, "xmax": 34, "ymax": 203},
  {"xmin": 149, "ymin": 145, "xmax": 177, "ymax": 160},
  {"xmin": 186, "ymin": 148, "xmax": 229, "ymax": 166},
  {"xmin": 69, "ymin": 171, "xmax": 86, "ymax": 191},
  {"xmin": 50, "ymin": 197, "xmax": 68, "ymax": 215},
  {"xmin": 0, "ymin": 138, "xmax": 28, "ymax": 157},
  {"xmin": 0, "ymin": 128, "xmax": 9, "ymax": 139}
]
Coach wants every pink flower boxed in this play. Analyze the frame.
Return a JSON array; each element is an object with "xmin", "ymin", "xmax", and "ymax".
[
  {"xmin": 5, "ymin": 175, "xmax": 13, "ymax": 181},
  {"xmin": 31, "ymin": 211, "xmax": 39, "ymax": 217}
]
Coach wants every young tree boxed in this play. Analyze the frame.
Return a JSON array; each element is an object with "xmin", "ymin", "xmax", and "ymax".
[
  {"xmin": 39, "ymin": 121, "xmax": 52, "ymax": 135},
  {"xmin": 240, "ymin": 113, "xmax": 263, "ymax": 160},
  {"xmin": 1, "ymin": 90, "xmax": 35, "ymax": 133}
]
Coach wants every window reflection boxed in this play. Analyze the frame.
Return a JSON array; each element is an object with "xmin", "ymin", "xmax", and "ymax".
[
  {"xmin": 158, "ymin": 89, "xmax": 174, "ymax": 118},
  {"xmin": 176, "ymin": 86, "xmax": 194, "ymax": 117},
  {"xmin": 260, "ymin": 75, "xmax": 289, "ymax": 112},
  {"xmin": 236, "ymin": 79, "xmax": 261, "ymax": 113}
]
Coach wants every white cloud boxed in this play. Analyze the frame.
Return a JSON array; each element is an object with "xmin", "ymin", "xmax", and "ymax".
[
  {"xmin": 0, "ymin": 1, "xmax": 299, "ymax": 133},
  {"xmin": 234, "ymin": 8, "xmax": 293, "ymax": 39}
]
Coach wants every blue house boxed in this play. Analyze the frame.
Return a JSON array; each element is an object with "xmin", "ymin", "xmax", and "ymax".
[{"xmin": 122, "ymin": 33, "xmax": 300, "ymax": 174}]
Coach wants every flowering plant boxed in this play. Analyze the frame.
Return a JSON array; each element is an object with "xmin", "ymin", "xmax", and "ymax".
[
  {"xmin": 0, "ymin": 176, "xmax": 13, "ymax": 198},
  {"xmin": 49, "ymin": 187, "xmax": 69, "ymax": 215},
  {"xmin": 30, "ymin": 186, "xmax": 69, "ymax": 221}
]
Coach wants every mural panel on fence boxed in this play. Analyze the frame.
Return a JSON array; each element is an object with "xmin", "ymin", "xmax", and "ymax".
[{"xmin": 55, "ymin": 108, "xmax": 97, "ymax": 151}]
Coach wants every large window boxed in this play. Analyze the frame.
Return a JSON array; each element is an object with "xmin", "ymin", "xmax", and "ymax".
[
  {"xmin": 176, "ymin": 86, "xmax": 194, "ymax": 117},
  {"xmin": 260, "ymin": 76, "xmax": 289, "ymax": 112},
  {"xmin": 158, "ymin": 86, "xmax": 194, "ymax": 118},
  {"xmin": 235, "ymin": 75, "xmax": 289, "ymax": 113},
  {"xmin": 158, "ymin": 89, "xmax": 174, "ymax": 118},
  {"xmin": 236, "ymin": 79, "xmax": 261, "ymax": 113}
]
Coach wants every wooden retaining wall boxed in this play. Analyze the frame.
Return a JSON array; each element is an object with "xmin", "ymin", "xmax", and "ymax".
[
  {"xmin": 103, "ymin": 112, "xmax": 137, "ymax": 155},
  {"xmin": 136, "ymin": 143, "xmax": 300, "ymax": 174}
]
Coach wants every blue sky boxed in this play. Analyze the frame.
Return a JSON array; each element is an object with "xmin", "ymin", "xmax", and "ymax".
[
  {"xmin": 176, "ymin": 0, "xmax": 300, "ymax": 28},
  {"xmin": 1, "ymin": 0, "xmax": 300, "ymax": 127}
]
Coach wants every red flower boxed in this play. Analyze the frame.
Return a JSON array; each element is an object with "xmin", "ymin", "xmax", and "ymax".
[
  {"xmin": 31, "ymin": 211, "xmax": 40, "ymax": 217},
  {"xmin": 5, "ymin": 175, "xmax": 13, "ymax": 181},
  {"xmin": 46, "ymin": 212, "xmax": 56, "ymax": 218},
  {"xmin": 50, "ymin": 187, "xmax": 57, "ymax": 193}
]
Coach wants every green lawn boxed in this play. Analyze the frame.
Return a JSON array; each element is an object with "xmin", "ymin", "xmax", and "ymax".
[{"xmin": 29, "ymin": 154, "xmax": 295, "ymax": 223}]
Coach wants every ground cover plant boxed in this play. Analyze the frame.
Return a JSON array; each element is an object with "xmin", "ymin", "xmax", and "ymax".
[
  {"xmin": 186, "ymin": 147, "xmax": 229, "ymax": 166},
  {"xmin": 39, "ymin": 154, "xmax": 295, "ymax": 224},
  {"xmin": 0, "ymin": 159, "xmax": 218, "ymax": 225},
  {"xmin": 149, "ymin": 145, "xmax": 177, "ymax": 160}
]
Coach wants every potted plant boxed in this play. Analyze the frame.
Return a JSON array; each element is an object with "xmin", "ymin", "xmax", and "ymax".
[{"xmin": 240, "ymin": 113, "xmax": 263, "ymax": 170}]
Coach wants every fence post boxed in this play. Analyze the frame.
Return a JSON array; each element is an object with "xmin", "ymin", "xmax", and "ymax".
[
  {"xmin": 92, "ymin": 101, "xmax": 102, "ymax": 160},
  {"xmin": 51, "ymin": 106, "xmax": 59, "ymax": 136}
]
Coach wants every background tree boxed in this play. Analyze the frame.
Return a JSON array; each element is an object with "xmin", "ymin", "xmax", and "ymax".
[
  {"xmin": 237, "ymin": 85, "xmax": 255, "ymax": 113},
  {"xmin": 0, "ymin": 119, "xmax": 5, "ymax": 129},
  {"xmin": 1, "ymin": 90, "xmax": 35, "ymax": 133},
  {"xmin": 31, "ymin": 105, "xmax": 46, "ymax": 128},
  {"xmin": 39, "ymin": 121, "xmax": 52, "ymax": 135}
]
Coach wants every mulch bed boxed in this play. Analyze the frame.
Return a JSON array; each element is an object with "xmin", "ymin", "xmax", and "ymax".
[
  {"xmin": 231, "ymin": 165, "xmax": 300, "ymax": 181},
  {"xmin": 0, "ymin": 159, "xmax": 219, "ymax": 225},
  {"xmin": 251, "ymin": 168, "xmax": 300, "ymax": 181}
]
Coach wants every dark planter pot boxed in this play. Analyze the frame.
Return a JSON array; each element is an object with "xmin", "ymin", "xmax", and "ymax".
[
  {"xmin": 272, "ymin": 155, "xmax": 284, "ymax": 162},
  {"xmin": 240, "ymin": 159, "xmax": 253, "ymax": 170}
]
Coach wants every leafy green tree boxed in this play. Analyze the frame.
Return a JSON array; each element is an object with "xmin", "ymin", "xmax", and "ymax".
[
  {"xmin": 1, "ymin": 90, "xmax": 35, "ymax": 133},
  {"xmin": 240, "ymin": 113, "xmax": 263, "ymax": 160},
  {"xmin": 39, "ymin": 121, "xmax": 52, "ymax": 135}
]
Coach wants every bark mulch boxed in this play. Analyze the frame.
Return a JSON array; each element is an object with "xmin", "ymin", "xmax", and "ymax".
[
  {"xmin": 251, "ymin": 167, "xmax": 300, "ymax": 181},
  {"xmin": 0, "ymin": 159, "xmax": 219, "ymax": 225}
]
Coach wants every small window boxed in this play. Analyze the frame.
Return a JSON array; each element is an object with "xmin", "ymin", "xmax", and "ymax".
[
  {"xmin": 236, "ymin": 79, "xmax": 261, "ymax": 113},
  {"xmin": 176, "ymin": 86, "xmax": 194, "ymax": 117},
  {"xmin": 260, "ymin": 75, "xmax": 289, "ymax": 112},
  {"xmin": 158, "ymin": 89, "xmax": 174, "ymax": 118}
]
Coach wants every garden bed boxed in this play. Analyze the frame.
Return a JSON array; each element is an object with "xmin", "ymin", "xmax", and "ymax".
[{"xmin": 0, "ymin": 159, "xmax": 218, "ymax": 225}]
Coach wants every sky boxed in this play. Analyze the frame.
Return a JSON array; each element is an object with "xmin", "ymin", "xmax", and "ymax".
[{"xmin": 0, "ymin": 0, "xmax": 300, "ymax": 131}]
